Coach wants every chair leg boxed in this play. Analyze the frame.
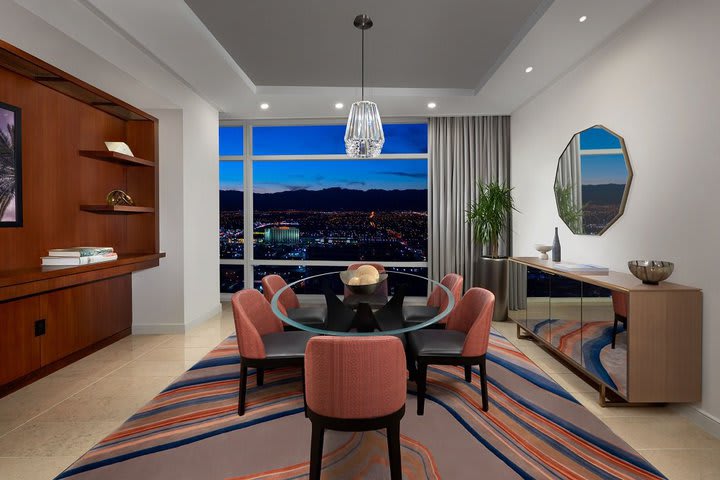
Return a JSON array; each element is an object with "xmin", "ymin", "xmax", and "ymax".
[
  {"xmin": 238, "ymin": 363, "xmax": 248, "ymax": 416},
  {"xmin": 464, "ymin": 365, "xmax": 472, "ymax": 382},
  {"xmin": 417, "ymin": 362, "xmax": 428, "ymax": 416},
  {"xmin": 479, "ymin": 357, "xmax": 489, "ymax": 412},
  {"xmin": 612, "ymin": 314, "xmax": 619, "ymax": 349},
  {"xmin": 301, "ymin": 366, "xmax": 308, "ymax": 418},
  {"xmin": 387, "ymin": 419, "xmax": 402, "ymax": 480},
  {"xmin": 256, "ymin": 367, "xmax": 264, "ymax": 386},
  {"xmin": 309, "ymin": 423, "xmax": 325, "ymax": 480},
  {"xmin": 407, "ymin": 354, "xmax": 417, "ymax": 382}
]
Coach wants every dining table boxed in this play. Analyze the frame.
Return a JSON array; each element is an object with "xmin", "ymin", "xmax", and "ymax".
[{"xmin": 269, "ymin": 270, "xmax": 454, "ymax": 336}]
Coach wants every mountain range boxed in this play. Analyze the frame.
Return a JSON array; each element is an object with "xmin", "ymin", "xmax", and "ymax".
[{"xmin": 220, "ymin": 188, "xmax": 427, "ymax": 212}]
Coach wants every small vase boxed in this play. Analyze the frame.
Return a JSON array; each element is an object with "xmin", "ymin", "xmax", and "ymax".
[{"xmin": 552, "ymin": 227, "xmax": 561, "ymax": 262}]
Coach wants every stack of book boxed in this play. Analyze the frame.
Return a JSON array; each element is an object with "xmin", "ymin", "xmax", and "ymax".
[{"xmin": 41, "ymin": 247, "xmax": 118, "ymax": 266}]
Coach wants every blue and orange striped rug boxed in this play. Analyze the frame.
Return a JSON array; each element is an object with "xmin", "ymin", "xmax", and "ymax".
[{"xmin": 56, "ymin": 330, "xmax": 665, "ymax": 479}]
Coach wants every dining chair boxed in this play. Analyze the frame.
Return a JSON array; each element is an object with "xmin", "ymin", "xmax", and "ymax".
[
  {"xmin": 231, "ymin": 289, "xmax": 315, "ymax": 416},
  {"xmin": 304, "ymin": 336, "xmax": 406, "ymax": 480},
  {"xmin": 611, "ymin": 290, "xmax": 628, "ymax": 349},
  {"xmin": 409, "ymin": 287, "xmax": 495, "ymax": 415},
  {"xmin": 403, "ymin": 273, "xmax": 463, "ymax": 327},
  {"xmin": 262, "ymin": 274, "xmax": 326, "ymax": 329}
]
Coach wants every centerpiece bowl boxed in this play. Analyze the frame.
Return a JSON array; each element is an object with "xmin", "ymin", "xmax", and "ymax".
[
  {"xmin": 339, "ymin": 270, "xmax": 388, "ymax": 295},
  {"xmin": 628, "ymin": 260, "xmax": 674, "ymax": 285}
]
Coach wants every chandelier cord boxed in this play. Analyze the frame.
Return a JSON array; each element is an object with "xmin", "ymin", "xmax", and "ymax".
[{"xmin": 361, "ymin": 28, "xmax": 364, "ymax": 101}]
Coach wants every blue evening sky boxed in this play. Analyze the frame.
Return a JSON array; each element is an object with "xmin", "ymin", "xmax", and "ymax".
[
  {"xmin": 220, "ymin": 123, "xmax": 428, "ymax": 156},
  {"xmin": 220, "ymin": 160, "xmax": 428, "ymax": 193},
  {"xmin": 580, "ymin": 127, "xmax": 622, "ymax": 150},
  {"xmin": 581, "ymin": 154, "xmax": 628, "ymax": 185}
]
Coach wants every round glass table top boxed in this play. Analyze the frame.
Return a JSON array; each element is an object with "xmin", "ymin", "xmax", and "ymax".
[{"xmin": 270, "ymin": 271, "xmax": 454, "ymax": 336}]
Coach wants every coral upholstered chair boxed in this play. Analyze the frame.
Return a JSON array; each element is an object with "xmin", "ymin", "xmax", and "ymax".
[
  {"xmin": 403, "ymin": 273, "xmax": 463, "ymax": 327},
  {"xmin": 304, "ymin": 336, "xmax": 406, "ymax": 480},
  {"xmin": 261, "ymin": 275, "xmax": 326, "ymax": 329},
  {"xmin": 231, "ymin": 289, "xmax": 315, "ymax": 416},
  {"xmin": 409, "ymin": 287, "xmax": 495, "ymax": 415},
  {"xmin": 611, "ymin": 290, "xmax": 628, "ymax": 349}
]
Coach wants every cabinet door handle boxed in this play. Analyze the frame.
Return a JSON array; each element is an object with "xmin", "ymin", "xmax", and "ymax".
[{"xmin": 34, "ymin": 319, "xmax": 46, "ymax": 337}]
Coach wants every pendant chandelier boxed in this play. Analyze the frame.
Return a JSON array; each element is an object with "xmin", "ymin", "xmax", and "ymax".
[{"xmin": 344, "ymin": 14, "xmax": 384, "ymax": 158}]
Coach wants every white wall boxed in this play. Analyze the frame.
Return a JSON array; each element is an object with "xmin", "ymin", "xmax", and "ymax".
[
  {"xmin": 132, "ymin": 109, "xmax": 185, "ymax": 333},
  {"xmin": 511, "ymin": 0, "xmax": 720, "ymax": 424}
]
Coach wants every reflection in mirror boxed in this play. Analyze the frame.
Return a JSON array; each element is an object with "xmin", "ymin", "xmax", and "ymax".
[
  {"xmin": 548, "ymin": 276, "xmax": 583, "ymax": 366},
  {"xmin": 581, "ymin": 285, "xmax": 628, "ymax": 397},
  {"xmin": 526, "ymin": 267, "xmax": 551, "ymax": 343},
  {"xmin": 554, "ymin": 125, "xmax": 632, "ymax": 235}
]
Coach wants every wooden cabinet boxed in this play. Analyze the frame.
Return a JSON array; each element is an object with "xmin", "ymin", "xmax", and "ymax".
[
  {"xmin": 0, "ymin": 41, "xmax": 162, "ymax": 395},
  {"xmin": 0, "ymin": 275, "xmax": 132, "ymax": 387},
  {"xmin": 0, "ymin": 297, "xmax": 42, "ymax": 385},
  {"xmin": 509, "ymin": 257, "xmax": 702, "ymax": 405}
]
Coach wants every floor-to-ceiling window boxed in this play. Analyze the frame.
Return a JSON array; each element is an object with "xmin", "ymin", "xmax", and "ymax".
[{"xmin": 219, "ymin": 120, "xmax": 428, "ymax": 297}]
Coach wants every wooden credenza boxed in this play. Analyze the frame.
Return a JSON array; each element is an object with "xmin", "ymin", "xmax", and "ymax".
[{"xmin": 509, "ymin": 257, "xmax": 702, "ymax": 405}]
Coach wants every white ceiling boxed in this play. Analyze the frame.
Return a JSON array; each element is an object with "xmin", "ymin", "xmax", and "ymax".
[{"xmin": 14, "ymin": 0, "xmax": 654, "ymax": 119}]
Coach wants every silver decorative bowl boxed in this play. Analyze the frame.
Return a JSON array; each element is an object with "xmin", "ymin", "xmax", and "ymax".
[
  {"xmin": 628, "ymin": 260, "xmax": 674, "ymax": 285},
  {"xmin": 339, "ymin": 271, "xmax": 388, "ymax": 295}
]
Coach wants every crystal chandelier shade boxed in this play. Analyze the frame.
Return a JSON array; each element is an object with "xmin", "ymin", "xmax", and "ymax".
[
  {"xmin": 344, "ymin": 14, "xmax": 384, "ymax": 158},
  {"xmin": 344, "ymin": 100, "xmax": 384, "ymax": 158}
]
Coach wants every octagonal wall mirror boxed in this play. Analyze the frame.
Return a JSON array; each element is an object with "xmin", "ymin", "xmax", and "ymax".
[{"xmin": 554, "ymin": 125, "xmax": 633, "ymax": 235}]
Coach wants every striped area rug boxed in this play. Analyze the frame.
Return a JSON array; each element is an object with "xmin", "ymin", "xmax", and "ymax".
[{"xmin": 56, "ymin": 329, "xmax": 665, "ymax": 479}]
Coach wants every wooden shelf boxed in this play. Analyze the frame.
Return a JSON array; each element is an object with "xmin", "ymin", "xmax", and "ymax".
[
  {"xmin": 80, "ymin": 205, "xmax": 155, "ymax": 214},
  {"xmin": 79, "ymin": 150, "xmax": 155, "ymax": 167}
]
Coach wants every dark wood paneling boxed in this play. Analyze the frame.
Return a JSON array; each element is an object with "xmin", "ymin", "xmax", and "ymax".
[
  {"xmin": 0, "ymin": 296, "xmax": 41, "ymax": 384},
  {"xmin": 41, "ymin": 276, "xmax": 132, "ymax": 365}
]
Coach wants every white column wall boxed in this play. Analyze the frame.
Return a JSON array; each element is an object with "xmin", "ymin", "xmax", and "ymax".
[{"xmin": 511, "ymin": 0, "xmax": 720, "ymax": 426}]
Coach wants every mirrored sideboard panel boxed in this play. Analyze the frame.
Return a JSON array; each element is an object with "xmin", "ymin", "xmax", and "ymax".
[{"xmin": 509, "ymin": 257, "xmax": 701, "ymax": 405}]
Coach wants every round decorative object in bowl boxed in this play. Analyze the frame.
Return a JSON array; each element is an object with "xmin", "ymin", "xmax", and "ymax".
[
  {"xmin": 628, "ymin": 260, "xmax": 674, "ymax": 285},
  {"xmin": 339, "ymin": 265, "xmax": 388, "ymax": 295},
  {"xmin": 534, "ymin": 244, "xmax": 553, "ymax": 260}
]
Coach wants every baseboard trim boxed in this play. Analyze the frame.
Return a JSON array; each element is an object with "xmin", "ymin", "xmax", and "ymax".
[
  {"xmin": 132, "ymin": 323, "xmax": 187, "ymax": 334},
  {"xmin": 132, "ymin": 303, "xmax": 223, "ymax": 335},
  {"xmin": 673, "ymin": 405, "xmax": 720, "ymax": 439}
]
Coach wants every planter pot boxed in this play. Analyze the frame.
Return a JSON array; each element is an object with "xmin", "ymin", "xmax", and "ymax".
[{"xmin": 474, "ymin": 256, "xmax": 509, "ymax": 322}]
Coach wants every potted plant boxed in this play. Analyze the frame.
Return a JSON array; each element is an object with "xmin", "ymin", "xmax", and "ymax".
[{"xmin": 466, "ymin": 182, "xmax": 517, "ymax": 322}]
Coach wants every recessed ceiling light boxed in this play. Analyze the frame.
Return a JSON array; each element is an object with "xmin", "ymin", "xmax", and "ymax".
[
  {"xmin": 579, "ymin": 15, "xmax": 587, "ymax": 23},
  {"xmin": 260, "ymin": 103, "xmax": 269, "ymax": 110},
  {"xmin": 335, "ymin": 102, "xmax": 344, "ymax": 109},
  {"xmin": 427, "ymin": 102, "xmax": 437, "ymax": 109},
  {"xmin": 525, "ymin": 66, "xmax": 534, "ymax": 73}
]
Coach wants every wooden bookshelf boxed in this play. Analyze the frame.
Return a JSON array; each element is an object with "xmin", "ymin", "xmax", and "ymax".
[
  {"xmin": 79, "ymin": 150, "xmax": 155, "ymax": 167},
  {"xmin": 0, "ymin": 39, "xmax": 162, "ymax": 396},
  {"xmin": 80, "ymin": 205, "xmax": 155, "ymax": 214}
]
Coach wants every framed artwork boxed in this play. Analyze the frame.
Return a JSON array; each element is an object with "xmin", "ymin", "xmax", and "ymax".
[{"xmin": 0, "ymin": 101, "xmax": 21, "ymax": 227}]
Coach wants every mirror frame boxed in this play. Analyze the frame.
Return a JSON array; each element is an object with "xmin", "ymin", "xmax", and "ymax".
[{"xmin": 554, "ymin": 124, "xmax": 633, "ymax": 236}]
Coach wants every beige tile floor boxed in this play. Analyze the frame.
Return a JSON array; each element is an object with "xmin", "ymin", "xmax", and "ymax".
[{"xmin": 0, "ymin": 306, "xmax": 717, "ymax": 479}]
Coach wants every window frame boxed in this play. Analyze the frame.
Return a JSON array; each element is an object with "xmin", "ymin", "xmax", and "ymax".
[{"xmin": 219, "ymin": 117, "xmax": 429, "ymax": 300}]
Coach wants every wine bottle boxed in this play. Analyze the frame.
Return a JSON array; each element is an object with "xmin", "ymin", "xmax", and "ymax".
[{"xmin": 552, "ymin": 227, "xmax": 561, "ymax": 262}]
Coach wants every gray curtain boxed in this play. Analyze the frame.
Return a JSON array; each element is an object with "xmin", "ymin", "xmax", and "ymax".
[{"xmin": 428, "ymin": 116, "xmax": 511, "ymax": 288}]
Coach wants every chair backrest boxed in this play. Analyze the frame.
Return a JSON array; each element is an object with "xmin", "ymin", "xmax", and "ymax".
[
  {"xmin": 343, "ymin": 263, "xmax": 388, "ymax": 298},
  {"xmin": 305, "ymin": 336, "xmax": 406, "ymax": 419},
  {"xmin": 611, "ymin": 291, "xmax": 628, "ymax": 317},
  {"xmin": 261, "ymin": 274, "xmax": 300, "ymax": 315},
  {"xmin": 447, "ymin": 288, "xmax": 495, "ymax": 357},
  {"xmin": 427, "ymin": 273, "xmax": 464, "ymax": 324},
  {"xmin": 231, "ymin": 289, "xmax": 284, "ymax": 359}
]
